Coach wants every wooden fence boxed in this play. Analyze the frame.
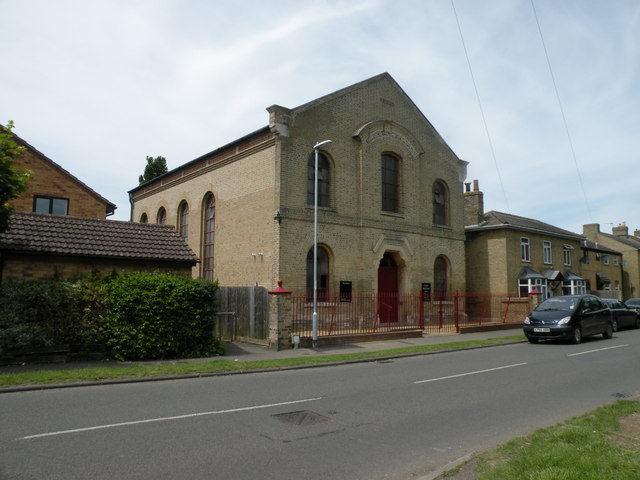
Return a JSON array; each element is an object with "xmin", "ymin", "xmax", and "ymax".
[{"xmin": 216, "ymin": 286, "xmax": 269, "ymax": 344}]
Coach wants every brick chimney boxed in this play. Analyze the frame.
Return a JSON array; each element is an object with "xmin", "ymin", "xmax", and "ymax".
[
  {"xmin": 612, "ymin": 222, "xmax": 629, "ymax": 237},
  {"xmin": 464, "ymin": 179, "xmax": 484, "ymax": 226},
  {"xmin": 583, "ymin": 223, "xmax": 600, "ymax": 238}
]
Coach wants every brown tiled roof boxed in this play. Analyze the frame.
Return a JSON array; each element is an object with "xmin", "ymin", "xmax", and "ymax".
[
  {"xmin": 0, "ymin": 212, "xmax": 197, "ymax": 264},
  {"xmin": 467, "ymin": 210, "xmax": 583, "ymax": 240}
]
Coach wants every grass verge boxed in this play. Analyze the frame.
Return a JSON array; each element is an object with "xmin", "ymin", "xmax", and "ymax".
[
  {"xmin": 444, "ymin": 400, "xmax": 640, "ymax": 479},
  {"xmin": 0, "ymin": 335, "xmax": 523, "ymax": 388}
]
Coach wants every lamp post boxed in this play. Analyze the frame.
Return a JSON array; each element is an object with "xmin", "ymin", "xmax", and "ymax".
[{"xmin": 312, "ymin": 139, "xmax": 332, "ymax": 348}]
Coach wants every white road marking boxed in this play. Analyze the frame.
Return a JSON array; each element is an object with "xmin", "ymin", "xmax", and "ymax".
[
  {"xmin": 567, "ymin": 344, "xmax": 629, "ymax": 357},
  {"xmin": 413, "ymin": 363, "xmax": 528, "ymax": 384},
  {"xmin": 18, "ymin": 397, "xmax": 323, "ymax": 440}
]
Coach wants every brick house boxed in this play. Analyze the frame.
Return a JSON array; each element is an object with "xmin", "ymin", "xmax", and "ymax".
[
  {"xmin": 8, "ymin": 131, "xmax": 116, "ymax": 219},
  {"xmin": 464, "ymin": 181, "xmax": 586, "ymax": 298},
  {"xmin": 583, "ymin": 223, "xmax": 640, "ymax": 300},
  {"xmin": 129, "ymin": 73, "xmax": 469, "ymax": 298},
  {"xmin": 579, "ymin": 239, "xmax": 623, "ymax": 298},
  {"xmin": 0, "ymin": 212, "xmax": 197, "ymax": 283}
]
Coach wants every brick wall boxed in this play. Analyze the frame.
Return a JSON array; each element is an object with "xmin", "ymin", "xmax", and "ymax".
[{"xmin": 9, "ymin": 147, "xmax": 111, "ymax": 219}]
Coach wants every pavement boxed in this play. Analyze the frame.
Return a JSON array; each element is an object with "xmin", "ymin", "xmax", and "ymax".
[{"xmin": 0, "ymin": 328, "xmax": 523, "ymax": 376}]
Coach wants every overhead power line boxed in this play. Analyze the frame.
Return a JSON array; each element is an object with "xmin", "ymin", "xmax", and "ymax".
[{"xmin": 451, "ymin": 0, "xmax": 510, "ymax": 213}]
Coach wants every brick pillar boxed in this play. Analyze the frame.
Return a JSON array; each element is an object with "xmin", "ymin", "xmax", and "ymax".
[
  {"xmin": 268, "ymin": 280, "xmax": 293, "ymax": 350},
  {"xmin": 528, "ymin": 290, "xmax": 542, "ymax": 310}
]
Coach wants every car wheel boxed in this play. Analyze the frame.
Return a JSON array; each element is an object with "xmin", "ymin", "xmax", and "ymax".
[
  {"xmin": 612, "ymin": 319, "xmax": 618, "ymax": 332},
  {"xmin": 527, "ymin": 336, "xmax": 539, "ymax": 344},
  {"xmin": 603, "ymin": 322, "xmax": 614, "ymax": 339},
  {"xmin": 571, "ymin": 326, "xmax": 582, "ymax": 344}
]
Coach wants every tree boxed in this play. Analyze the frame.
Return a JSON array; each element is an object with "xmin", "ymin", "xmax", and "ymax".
[
  {"xmin": 138, "ymin": 155, "xmax": 168, "ymax": 184},
  {"xmin": 0, "ymin": 121, "xmax": 30, "ymax": 233}
]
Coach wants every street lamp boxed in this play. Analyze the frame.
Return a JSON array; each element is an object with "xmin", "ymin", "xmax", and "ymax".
[{"xmin": 312, "ymin": 139, "xmax": 332, "ymax": 348}]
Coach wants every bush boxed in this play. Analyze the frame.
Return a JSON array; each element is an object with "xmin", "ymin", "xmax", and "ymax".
[
  {"xmin": 102, "ymin": 273, "xmax": 223, "ymax": 361},
  {"xmin": 0, "ymin": 278, "xmax": 106, "ymax": 356}
]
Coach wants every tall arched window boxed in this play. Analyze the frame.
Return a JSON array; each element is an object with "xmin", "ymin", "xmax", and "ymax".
[
  {"xmin": 434, "ymin": 256, "xmax": 449, "ymax": 299},
  {"xmin": 432, "ymin": 180, "xmax": 448, "ymax": 225},
  {"xmin": 157, "ymin": 207, "xmax": 167, "ymax": 225},
  {"xmin": 307, "ymin": 152, "xmax": 331, "ymax": 207},
  {"xmin": 139, "ymin": 213, "xmax": 148, "ymax": 223},
  {"xmin": 306, "ymin": 246, "xmax": 330, "ymax": 301},
  {"xmin": 202, "ymin": 195, "xmax": 215, "ymax": 280},
  {"xmin": 381, "ymin": 154, "xmax": 400, "ymax": 213},
  {"xmin": 178, "ymin": 202, "xmax": 189, "ymax": 239}
]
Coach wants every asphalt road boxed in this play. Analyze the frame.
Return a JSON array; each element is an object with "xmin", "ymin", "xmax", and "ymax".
[{"xmin": 2, "ymin": 330, "xmax": 640, "ymax": 480}]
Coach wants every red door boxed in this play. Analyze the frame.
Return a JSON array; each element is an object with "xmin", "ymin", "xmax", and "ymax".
[{"xmin": 378, "ymin": 253, "xmax": 398, "ymax": 324}]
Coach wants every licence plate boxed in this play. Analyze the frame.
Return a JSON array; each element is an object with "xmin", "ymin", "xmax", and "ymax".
[{"xmin": 533, "ymin": 327, "xmax": 550, "ymax": 333}]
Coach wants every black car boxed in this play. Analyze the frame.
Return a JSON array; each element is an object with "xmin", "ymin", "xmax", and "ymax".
[
  {"xmin": 625, "ymin": 298, "xmax": 640, "ymax": 312},
  {"xmin": 601, "ymin": 298, "xmax": 640, "ymax": 331},
  {"xmin": 523, "ymin": 294, "xmax": 614, "ymax": 344}
]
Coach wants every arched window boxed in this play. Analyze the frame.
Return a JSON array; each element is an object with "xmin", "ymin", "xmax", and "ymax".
[
  {"xmin": 178, "ymin": 202, "xmax": 189, "ymax": 239},
  {"xmin": 434, "ymin": 256, "xmax": 449, "ymax": 299},
  {"xmin": 202, "ymin": 195, "xmax": 215, "ymax": 280},
  {"xmin": 139, "ymin": 213, "xmax": 148, "ymax": 223},
  {"xmin": 306, "ymin": 246, "xmax": 330, "ymax": 301},
  {"xmin": 432, "ymin": 180, "xmax": 448, "ymax": 225},
  {"xmin": 307, "ymin": 152, "xmax": 331, "ymax": 207},
  {"xmin": 157, "ymin": 207, "xmax": 167, "ymax": 225},
  {"xmin": 381, "ymin": 154, "xmax": 400, "ymax": 213}
]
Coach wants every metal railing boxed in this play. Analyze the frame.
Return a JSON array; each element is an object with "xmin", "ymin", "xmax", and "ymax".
[{"xmin": 292, "ymin": 292, "xmax": 528, "ymax": 338}]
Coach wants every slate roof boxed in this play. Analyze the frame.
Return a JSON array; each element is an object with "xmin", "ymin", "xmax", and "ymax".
[
  {"xmin": 466, "ymin": 210, "xmax": 583, "ymax": 240},
  {"xmin": 0, "ymin": 212, "xmax": 197, "ymax": 264},
  {"xmin": 581, "ymin": 239, "xmax": 622, "ymax": 255}
]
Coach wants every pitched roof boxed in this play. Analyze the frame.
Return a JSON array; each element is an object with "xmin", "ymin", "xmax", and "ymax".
[
  {"xmin": 466, "ymin": 210, "xmax": 582, "ymax": 240},
  {"xmin": 9, "ymin": 130, "xmax": 117, "ymax": 216},
  {"xmin": 0, "ymin": 212, "xmax": 197, "ymax": 264},
  {"xmin": 581, "ymin": 239, "xmax": 622, "ymax": 255},
  {"xmin": 597, "ymin": 231, "xmax": 640, "ymax": 250}
]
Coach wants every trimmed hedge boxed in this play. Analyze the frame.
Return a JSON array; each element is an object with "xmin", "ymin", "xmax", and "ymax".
[
  {"xmin": 103, "ymin": 273, "xmax": 224, "ymax": 360},
  {"xmin": 1, "ymin": 273, "xmax": 224, "ymax": 361}
]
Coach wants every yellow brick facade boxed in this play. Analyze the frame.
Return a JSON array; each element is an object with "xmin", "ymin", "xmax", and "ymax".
[{"xmin": 130, "ymin": 74, "xmax": 468, "ymax": 295}]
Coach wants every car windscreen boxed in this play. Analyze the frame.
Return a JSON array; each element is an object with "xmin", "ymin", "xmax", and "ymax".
[{"xmin": 535, "ymin": 297, "xmax": 577, "ymax": 312}]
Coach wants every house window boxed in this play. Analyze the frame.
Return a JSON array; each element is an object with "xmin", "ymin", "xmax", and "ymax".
[
  {"xmin": 432, "ymin": 181, "xmax": 448, "ymax": 226},
  {"xmin": 519, "ymin": 278, "xmax": 547, "ymax": 298},
  {"xmin": 33, "ymin": 196, "xmax": 69, "ymax": 215},
  {"xmin": 614, "ymin": 257, "xmax": 619, "ymax": 266},
  {"xmin": 306, "ymin": 246, "xmax": 330, "ymax": 301},
  {"xmin": 434, "ymin": 256, "xmax": 449, "ymax": 298},
  {"xmin": 521, "ymin": 237, "xmax": 531, "ymax": 262},
  {"xmin": 543, "ymin": 241, "xmax": 552, "ymax": 264},
  {"xmin": 381, "ymin": 154, "xmax": 400, "ymax": 213},
  {"xmin": 563, "ymin": 244, "xmax": 573, "ymax": 266},
  {"xmin": 563, "ymin": 279, "xmax": 586, "ymax": 295},
  {"xmin": 178, "ymin": 202, "xmax": 189, "ymax": 239},
  {"xmin": 139, "ymin": 213, "xmax": 148, "ymax": 223},
  {"xmin": 603, "ymin": 254, "xmax": 610, "ymax": 265},
  {"xmin": 307, "ymin": 152, "xmax": 331, "ymax": 207},
  {"xmin": 202, "ymin": 195, "xmax": 215, "ymax": 280},
  {"xmin": 157, "ymin": 207, "xmax": 167, "ymax": 225}
]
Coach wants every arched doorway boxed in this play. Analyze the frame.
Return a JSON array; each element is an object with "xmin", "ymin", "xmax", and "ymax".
[{"xmin": 377, "ymin": 252, "xmax": 399, "ymax": 324}]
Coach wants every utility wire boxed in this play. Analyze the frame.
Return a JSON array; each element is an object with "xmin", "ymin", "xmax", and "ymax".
[
  {"xmin": 530, "ymin": 0, "xmax": 593, "ymax": 221},
  {"xmin": 451, "ymin": 0, "xmax": 510, "ymax": 213}
]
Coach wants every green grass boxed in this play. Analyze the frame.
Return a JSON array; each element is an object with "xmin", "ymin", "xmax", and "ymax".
[
  {"xmin": 451, "ymin": 400, "xmax": 640, "ymax": 479},
  {"xmin": 0, "ymin": 335, "xmax": 524, "ymax": 388}
]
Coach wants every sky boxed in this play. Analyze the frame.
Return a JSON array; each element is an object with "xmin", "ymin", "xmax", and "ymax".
[{"xmin": 1, "ymin": 0, "xmax": 638, "ymax": 235}]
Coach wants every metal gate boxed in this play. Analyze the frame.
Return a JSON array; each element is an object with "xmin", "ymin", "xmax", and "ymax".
[{"xmin": 216, "ymin": 286, "xmax": 269, "ymax": 344}]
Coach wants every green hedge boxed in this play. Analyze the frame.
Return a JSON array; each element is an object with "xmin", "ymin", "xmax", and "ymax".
[
  {"xmin": 103, "ymin": 273, "xmax": 224, "ymax": 360},
  {"xmin": 0, "ymin": 273, "xmax": 224, "ymax": 361}
]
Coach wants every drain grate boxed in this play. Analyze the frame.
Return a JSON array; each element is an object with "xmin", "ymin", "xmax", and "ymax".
[
  {"xmin": 613, "ymin": 392, "xmax": 634, "ymax": 399},
  {"xmin": 272, "ymin": 410, "xmax": 331, "ymax": 426}
]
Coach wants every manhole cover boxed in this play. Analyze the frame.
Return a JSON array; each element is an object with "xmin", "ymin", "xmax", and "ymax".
[
  {"xmin": 272, "ymin": 410, "xmax": 331, "ymax": 426},
  {"xmin": 613, "ymin": 392, "xmax": 633, "ymax": 399}
]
